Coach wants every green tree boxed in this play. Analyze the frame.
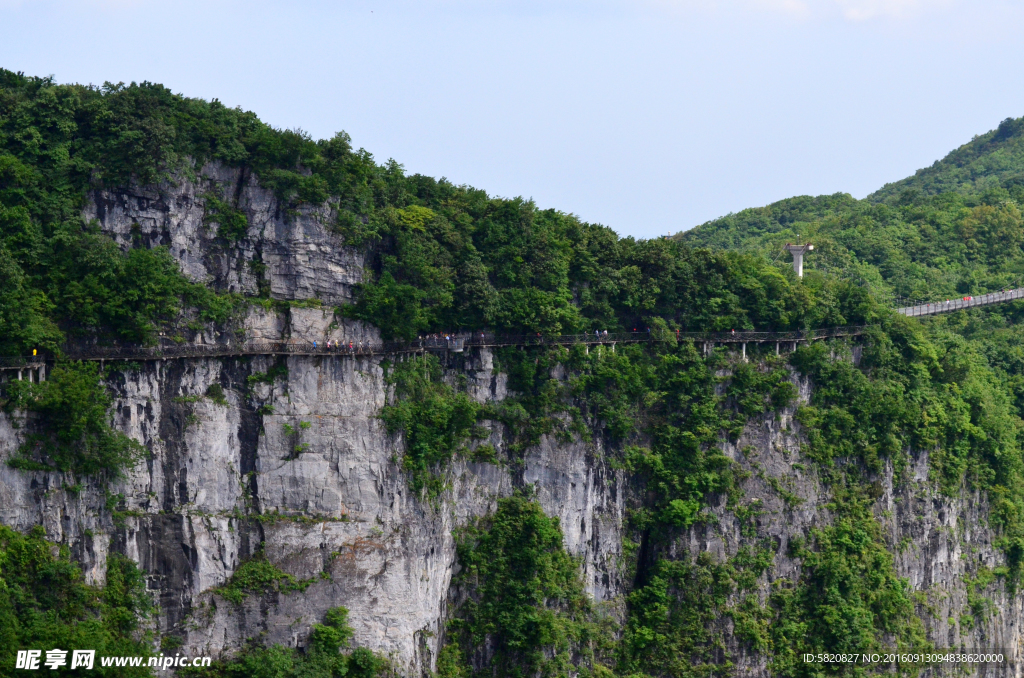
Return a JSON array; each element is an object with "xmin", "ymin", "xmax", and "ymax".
[
  {"xmin": 0, "ymin": 525, "xmax": 154, "ymax": 677},
  {"xmin": 447, "ymin": 494, "xmax": 598, "ymax": 678},
  {"xmin": 4, "ymin": 361, "xmax": 144, "ymax": 477}
]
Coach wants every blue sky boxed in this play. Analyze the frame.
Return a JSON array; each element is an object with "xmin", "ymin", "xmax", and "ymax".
[{"xmin": 2, "ymin": 0, "xmax": 1024, "ymax": 238}]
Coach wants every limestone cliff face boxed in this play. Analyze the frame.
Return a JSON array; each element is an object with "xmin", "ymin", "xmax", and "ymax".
[
  {"xmin": 1, "ymin": 163, "xmax": 626, "ymax": 675},
  {"xmin": 0, "ymin": 164, "xmax": 1019, "ymax": 676},
  {"xmin": 0, "ymin": 317, "xmax": 626, "ymax": 675},
  {"xmin": 83, "ymin": 162, "xmax": 363, "ymax": 305},
  {"xmin": 693, "ymin": 378, "xmax": 1022, "ymax": 676}
]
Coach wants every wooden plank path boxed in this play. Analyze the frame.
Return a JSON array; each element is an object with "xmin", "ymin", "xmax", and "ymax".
[{"xmin": 2, "ymin": 286, "xmax": 1024, "ymax": 372}]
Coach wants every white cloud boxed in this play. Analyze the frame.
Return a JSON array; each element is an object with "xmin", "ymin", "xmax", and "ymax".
[
  {"xmin": 834, "ymin": 0, "xmax": 953, "ymax": 20},
  {"xmin": 752, "ymin": 0, "xmax": 810, "ymax": 16},
  {"xmin": 0, "ymin": 0, "xmax": 150, "ymax": 9},
  {"xmin": 648, "ymin": 0, "xmax": 957, "ymax": 21}
]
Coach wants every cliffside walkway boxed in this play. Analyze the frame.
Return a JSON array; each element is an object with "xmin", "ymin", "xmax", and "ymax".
[
  {"xmin": 0, "ymin": 326, "xmax": 868, "ymax": 371},
  {"xmin": 2, "ymin": 286, "xmax": 1024, "ymax": 374}
]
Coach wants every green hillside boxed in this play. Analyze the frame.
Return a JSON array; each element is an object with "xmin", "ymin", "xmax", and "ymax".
[
  {"xmin": 0, "ymin": 68, "xmax": 880, "ymax": 357},
  {"xmin": 870, "ymin": 116, "xmax": 1024, "ymax": 202},
  {"xmin": 679, "ymin": 116, "xmax": 1024, "ymax": 303}
]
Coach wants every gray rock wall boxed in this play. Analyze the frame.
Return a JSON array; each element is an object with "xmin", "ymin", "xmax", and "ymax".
[
  {"xmin": 690, "ymin": 374, "xmax": 1022, "ymax": 676},
  {"xmin": 0, "ymin": 344, "xmax": 624, "ymax": 675},
  {"xmin": 83, "ymin": 162, "xmax": 363, "ymax": 305}
]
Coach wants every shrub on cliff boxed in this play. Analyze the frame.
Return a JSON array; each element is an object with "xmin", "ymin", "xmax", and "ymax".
[
  {"xmin": 0, "ymin": 524, "xmax": 154, "ymax": 677},
  {"xmin": 443, "ymin": 493, "xmax": 607, "ymax": 677},
  {"xmin": 184, "ymin": 606, "xmax": 386, "ymax": 678},
  {"xmin": 380, "ymin": 354, "xmax": 483, "ymax": 497},
  {"xmin": 3, "ymin": 361, "xmax": 144, "ymax": 478}
]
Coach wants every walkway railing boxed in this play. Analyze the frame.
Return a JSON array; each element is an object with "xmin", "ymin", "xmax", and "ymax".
[
  {"xmin": 458, "ymin": 326, "xmax": 868, "ymax": 348},
  {"xmin": 0, "ymin": 327, "xmax": 869, "ymax": 369},
  {"xmin": 0, "ymin": 357, "xmax": 44, "ymax": 368},
  {"xmin": 895, "ymin": 287, "xmax": 1024, "ymax": 317},
  {"xmin": 2, "ymin": 285, "xmax": 1023, "ymax": 370}
]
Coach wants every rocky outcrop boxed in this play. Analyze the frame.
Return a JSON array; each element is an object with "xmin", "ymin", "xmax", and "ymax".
[{"xmin": 83, "ymin": 162, "xmax": 363, "ymax": 305}]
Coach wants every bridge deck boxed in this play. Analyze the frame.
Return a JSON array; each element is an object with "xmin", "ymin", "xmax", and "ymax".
[{"xmin": 895, "ymin": 287, "xmax": 1024, "ymax": 317}]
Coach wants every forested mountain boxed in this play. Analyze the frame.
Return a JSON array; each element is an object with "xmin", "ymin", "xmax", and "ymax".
[
  {"xmin": 4, "ymin": 70, "xmax": 1024, "ymax": 678},
  {"xmin": 870, "ymin": 116, "xmax": 1024, "ymax": 202},
  {"xmin": 0, "ymin": 69, "xmax": 877, "ymax": 358},
  {"xmin": 679, "ymin": 116, "xmax": 1024, "ymax": 303}
]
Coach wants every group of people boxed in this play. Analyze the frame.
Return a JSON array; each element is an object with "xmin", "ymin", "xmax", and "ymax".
[{"xmin": 312, "ymin": 339, "xmax": 369, "ymax": 353}]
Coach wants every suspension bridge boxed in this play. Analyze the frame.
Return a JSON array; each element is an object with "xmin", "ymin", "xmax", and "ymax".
[{"xmin": 894, "ymin": 287, "xmax": 1024, "ymax": 317}]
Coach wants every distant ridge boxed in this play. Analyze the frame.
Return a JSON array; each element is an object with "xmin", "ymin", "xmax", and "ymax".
[
  {"xmin": 869, "ymin": 115, "xmax": 1024, "ymax": 202},
  {"xmin": 679, "ymin": 114, "xmax": 1024, "ymax": 302}
]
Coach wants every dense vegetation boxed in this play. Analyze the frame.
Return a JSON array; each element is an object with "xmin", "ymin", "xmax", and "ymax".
[
  {"xmin": 386, "ymin": 330, "xmax": 967, "ymax": 675},
  {"xmin": 0, "ymin": 71, "xmax": 244, "ymax": 353},
  {"xmin": 380, "ymin": 354, "xmax": 484, "ymax": 497},
  {"xmin": 768, "ymin": 483, "xmax": 930, "ymax": 677},
  {"xmin": 680, "ymin": 118, "xmax": 1024, "ymax": 305},
  {"xmin": 441, "ymin": 494, "xmax": 600, "ymax": 678},
  {"xmin": 662, "ymin": 117, "xmax": 1024, "ymax": 675},
  {"xmin": 377, "ymin": 119, "xmax": 1024, "ymax": 675},
  {"xmin": 0, "ymin": 67, "xmax": 890, "ymax": 352},
  {"xmin": 0, "ymin": 524, "xmax": 154, "ymax": 677},
  {"xmin": 870, "ymin": 117, "xmax": 1024, "ymax": 202},
  {"xmin": 2, "ymin": 361, "xmax": 144, "ymax": 477}
]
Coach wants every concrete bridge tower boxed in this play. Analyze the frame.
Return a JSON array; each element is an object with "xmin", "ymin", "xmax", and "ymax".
[{"xmin": 785, "ymin": 243, "xmax": 814, "ymax": 278}]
